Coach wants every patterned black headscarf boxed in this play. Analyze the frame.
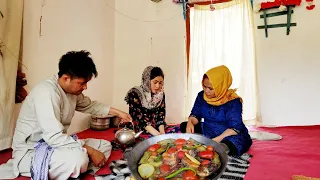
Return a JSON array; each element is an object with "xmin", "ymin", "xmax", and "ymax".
[{"xmin": 125, "ymin": 66, "xmax": 164, "ymax": 109}]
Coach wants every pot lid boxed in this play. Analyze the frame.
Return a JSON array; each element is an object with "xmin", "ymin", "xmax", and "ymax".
[{"xmin": 91, "ymin": 114, "xmax": 114, "ymax": 118}]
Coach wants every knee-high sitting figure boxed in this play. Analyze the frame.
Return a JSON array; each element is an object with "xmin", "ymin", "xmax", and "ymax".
[
  {"xmin": 180, "ymin": 65, "xmax": 252, "ymax": 157},
  {"xmin": 0, "ymin": 50, "xmax": 132, "ymax": 180}
]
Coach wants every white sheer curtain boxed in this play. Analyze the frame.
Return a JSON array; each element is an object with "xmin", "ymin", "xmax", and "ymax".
[
  {"xmin": 0, "ymin": 0, "xmax": 24, "ymax": 150},
  {"xmin": 186, "ymin": 0, "xmax": 258, "ymax": 122}
]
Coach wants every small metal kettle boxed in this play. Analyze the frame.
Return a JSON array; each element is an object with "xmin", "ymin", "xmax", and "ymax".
[{"xmin": 114, "ymin": 121, "xmax": 143, "ymax": 145}]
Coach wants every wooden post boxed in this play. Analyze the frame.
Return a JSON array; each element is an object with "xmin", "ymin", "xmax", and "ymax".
[
  {"xmin": 286, "ymin": 6, "xmax": 292, "ymax": 35},
  {"xmin": 263, "ymin": 10, "xmax": 268, "ymax": 38}
]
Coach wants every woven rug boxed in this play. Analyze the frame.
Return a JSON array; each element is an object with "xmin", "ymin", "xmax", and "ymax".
[
  {"xmin": 219, "ymin": 153, "xmax": 251, "ymax": 180},
  {"xmin": 93, "ymin": 153, "xmax": 252, "ymax": 180},
  {"xmin": 292, "ymin": 175, "xmax": 320, "ymax": 180}
]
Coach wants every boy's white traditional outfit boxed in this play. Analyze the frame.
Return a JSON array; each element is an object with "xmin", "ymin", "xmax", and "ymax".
[{"xmin": 0, "ymin": 75, "xmax": 112, "ymax": 179}]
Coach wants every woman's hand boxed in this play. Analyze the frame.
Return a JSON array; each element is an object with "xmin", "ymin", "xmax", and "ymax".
[
  {"xmin": 186, "ymin": 120, "xmax": 195, "ymax": 133},
  {"xmin": 186, "ymin": 117, "xmax": 198, "ymax": 133},
  {"xmin": 212, "ymin": 129, "xmax": 237, "ymax": 143},
  {"xmin": 212, "ymin": 136, "xmax": 223, "ymax": 143},
  {"xmin": 159, "ymin": 125, "xmax": 165, "ymax": 134},
  {"xmin": 186, "ymin": 121, "xmax": 194, "ymax": 133},
  {"xmin": 145, "ymin": 126, "xmax": 161, "ymax": 136}
]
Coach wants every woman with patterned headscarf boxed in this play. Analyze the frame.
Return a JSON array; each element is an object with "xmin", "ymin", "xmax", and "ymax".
[
  {"xmin": 180, "ymin": 65, "xmax": 252, "ymax": 156},
  {"xmin": 124, "ymin": 66, "xmax": 166, "ymax": 136}
]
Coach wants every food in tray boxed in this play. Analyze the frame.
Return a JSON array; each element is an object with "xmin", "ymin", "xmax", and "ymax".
[{"xmin": 137, "ymin": 138, "xmax": 221, "ymax": 180}]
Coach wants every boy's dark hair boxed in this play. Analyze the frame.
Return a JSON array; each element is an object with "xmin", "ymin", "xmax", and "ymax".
[
  {"xmin": 150, "ymin": 67, "xmax": 164, "ymax": 80},
  {"xmin": 58, "ymin": 50, "xmax": 98, "ymax": 79}
]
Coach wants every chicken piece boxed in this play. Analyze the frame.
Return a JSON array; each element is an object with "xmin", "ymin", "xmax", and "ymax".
[{"xmin": 162, "ymin": 152, "xmax": 178, "ymax": 166}]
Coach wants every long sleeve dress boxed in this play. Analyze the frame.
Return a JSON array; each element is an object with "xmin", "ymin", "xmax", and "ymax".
[
  {"xmin": 190, "ymin": 91, "xmax": 252, "ymax": 156},
  {"xmin": 126, "ymin": 91, "xmax": 166, "ymax": 134}
]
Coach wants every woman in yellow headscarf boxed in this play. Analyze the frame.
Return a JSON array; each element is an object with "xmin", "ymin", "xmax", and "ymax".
[{"xmin": 180, "ymin": 65, "xmax": 252, "ymax": 156}]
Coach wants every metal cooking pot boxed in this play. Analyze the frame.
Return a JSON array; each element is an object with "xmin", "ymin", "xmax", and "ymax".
[
  {"xmin": 124, "ymin": 133, "xmax": 228, "ymax": 180},
  {"xmin": 90, "ymin": 115, "xmax": 113, "ymax": 131}
]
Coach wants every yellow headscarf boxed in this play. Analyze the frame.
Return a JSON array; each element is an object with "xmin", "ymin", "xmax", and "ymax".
[{"xmin": 203, "ymin": 65, "xmax": 242, "ymax": 106}]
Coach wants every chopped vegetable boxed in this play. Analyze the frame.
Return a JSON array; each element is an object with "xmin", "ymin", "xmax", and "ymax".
[
  {"xmin": 201, "ymin": 160, "xmax": 211, "ymax": 166},
  {"xmin": 165, "ymin": 167, "xmax": 196, "ymax": 179},
  {"xmin": 167, "ymin": 147, "xmax": 177, "ymax": 154},
  {"xmin": 176, "ymin": 144, "xmax": 183, "ymax": 150},
  {"xmin": 174, "ymin": 138, "xmax": 187, "ymax": 145},
  {"xmin": 185, "ymin": 153, "xmax": 200, "ymax": 165},
  {"xmin": 149, "ymin": 160, "xmax": 162, "ymax": 167},
  {"xmin": 183, "ymin": 144, "xmax": 201, "ymax": 150},
  {"xmin": 153, "ymin": 168, "xmax": 161, "ymax": 176},
  {"xmin": 158, "ymin": 139, "xmax": 175, "ymax": 146},
  {"xmin": 149, "ymin": 144, "xmax": 161, "ymax": 152},
  {"xmin": 213, "ymin": 152, "xmax": 220, "ymax": 165},
  {"xmin": 195, "ymin": 156, "xmax": 201, "ymax": 162},
  {"xmin": 140, "ymin": 151, "xmax": 152, "ymax": 164},
  {"xmin": 164, "ymin": 143, "xmax": 175, "ymax": 153},
  {"xmin": 148, "ymin": 156, "xmax": 163, "ymax": 167},
  {"xmin": 159, "ymin": 164, "xmax": 171, "ymax": 173},
  {"xmin": 196, "ymin": 145, "xmax": 206, "ymax": 152},
  {"xmin": 188, "ymin": 138, "xmax": 201, "ymax": 145},
  {"xmin": 199, "ymin": 150, "xmax": 214, "ymax": 160},
  {"xmin": 182, "ymin": 157, "xmax": 200, "ymax": 169},
  {"xmin": 183, "ymin": 170, "xmax": 199, "ymax": 180},
  {"xmin": 206, "ymin": 145, "xmax": 214, "ymax": 152},
  {"xmin": 177, "ymin": 151, "xmax": 185, "ymax": 159},
  {"xmin": 154, "ymin": 155, "xmax": 162, "ymax": 162},
  {"xmin": 138, "ymin": 164, "xmax": 155, "ymax": 179},
  {"xmin": 156, "ymin": 147, "xmax": 167, "ymax": 154}
]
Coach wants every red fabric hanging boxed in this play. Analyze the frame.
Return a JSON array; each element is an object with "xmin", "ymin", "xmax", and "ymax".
[{"xmin": 260, "ymin": 0, "xmax": 302, "ymax": 9}]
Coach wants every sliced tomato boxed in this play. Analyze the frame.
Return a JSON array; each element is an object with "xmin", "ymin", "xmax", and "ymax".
[
  {"xmin": 167, "ymin": 147, "xmax": 177, "ymax": 154},
  {"xmin": 177, "ymin": 151, "xmax": 185, "ymax": 159},
  {"xmin": 158, "ymin": 178, "xmax": 166, "ymax": 180},
  {"xmin": 199, "ymin": 150, "xmax": 214, "ymax": 160},
  {"xmin": 182, "ymin": 170, "xmax": 198, "ymax": 180},
  {"xmin": 206, "ymin": 145, "xmax": 214, "ymax": 152},
  {"xmin": 176, "ymin": 144, "xmax": 183, "ymax": 150},
  {"xmin": 201, "ymin": 160, "xmax": 211, "ymax": 166},
  {"xmin": 160, "ymin": 164, "xmax": 171, "ymax": 173},
  {"xmin": 174, "ymin": 138, "xmax": 187, "ymax": 145},
  {"xmin": 148, "ymin": 144, "xmax": 161, "ymax": 152}
]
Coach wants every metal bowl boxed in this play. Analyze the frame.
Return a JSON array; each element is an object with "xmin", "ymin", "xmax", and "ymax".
[
  {"xmin": 90, "ymin": 115, "xmax": 113, "ymax": 131},
  {"xmin": 124, "ymin": 133, "xmax": 228, "ymax": 180}
]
